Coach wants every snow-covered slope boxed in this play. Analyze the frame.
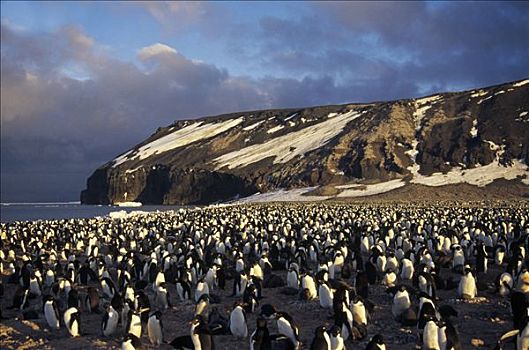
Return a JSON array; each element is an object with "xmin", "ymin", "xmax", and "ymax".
[{"xmin": 82, "ymin": 78, "xmax": 529, "ymax": 205}]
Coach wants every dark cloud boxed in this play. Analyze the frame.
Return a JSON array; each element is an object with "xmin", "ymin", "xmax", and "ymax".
[{"xmin": 1, "ymin": 1, "xmax": 528, "ymax": 202}]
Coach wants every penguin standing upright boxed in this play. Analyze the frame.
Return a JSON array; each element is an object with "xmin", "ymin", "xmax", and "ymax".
[
  {"xmin": 229, "ymin": 302, "xmax": 248, "ymax": 338},
  {"xmin": 458, "ymin": 265, "xmax": 477, "ymax": 300},
  {"xmin": 126, "ymin": 310, "xmax": 142, "ymax": 338},
  {"xmin": 176, "ymin": 276, "xmax": 192, "ymax": 301},
  {"xmin": 64, "ymin": 306, "xmax": 81, "ymax": 337},
  {"xmin": 329, "ymin": 325, "xmax": 344, "ymax": 350},
  {"xmin": 310, "ymin": 325, "xmax": 331, "ymax": 350},
  {"xmin": 147, "ymin": 311, "xmax": 164, "ymax": 346},
  {"xmin": 85, "ymin": 286, "xmax": 100, "ymax": 313},
  {"xmin": 43, "ymin": 295, "xmax": 60, "ymax": 330},
  {"xmin": 392, "ymin": 286, "xmax": 411, "ymax": 319},
  {"xmin": 276, "ymin": 311, "xmax": 301, "ymax": 349},
  {"xmin": 318, "ymin": 280, "xmax": 333, "ymax": 309},
  {"xmin": 476, "ymin": 243, "xmax": 488, "ymax": 274},
  {"xmin": 101, "ymin": 304, "xmax": 119, "ymax": 337},
  {"xmin": 250, "ymin": 317, "xmax": 271, "ymax": 350}
]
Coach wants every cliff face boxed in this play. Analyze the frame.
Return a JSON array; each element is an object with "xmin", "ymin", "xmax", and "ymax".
[{"xmin": 81, "ymin": 79, "xmax": 529, "ymax": 205}]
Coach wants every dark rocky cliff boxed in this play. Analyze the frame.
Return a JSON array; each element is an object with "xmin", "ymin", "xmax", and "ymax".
[{"xmin": 81, "ymin": 79, "xmax": 529, "ymax": 205}]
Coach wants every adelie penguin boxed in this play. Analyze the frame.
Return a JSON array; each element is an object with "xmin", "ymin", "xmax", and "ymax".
[
  {"xmin": 229, "ymin": 302, "xmax": 248, "ymax": 338},
  {"xmin": 273, "ymin": 309, "xmax": 301, "ymax": 349},
  {"xmin": 309, "ymin": 325, "xmax": 331, "ymax": 350},
  {"xmin": 43, "ymin": 295, "xmax": 60, "ymax": 330},
  {"xmin": 64, "ymin": 306, "xmax": 81, "ymax": 337},
  {"xmin": 121, "ymin": 333, "xmax": 142, "ymax": 350},
  {"xmin": 170, "ymin": 314, "xmax": 215, "ymax": 350},
  {"xmin": 365, "ymin": 334, "xmax": 385, "ymax": 350},
  {"xmin": 329, "ymin": 325, "xmax": 344, "ymax": 350},
  {"xmin": 126, "ymin": 310, "xmax": 142, "ymax": 339},
  {"xmin": 102, "ymin": 304, "xmax": 119, "ymax": 337},
  {"xmin": 85, "ymin": 286, "xmax": 100, "ymax": 313},
  {"xmin": 147, "ymin": 310, "xmax": 164, "ymax": 346}
]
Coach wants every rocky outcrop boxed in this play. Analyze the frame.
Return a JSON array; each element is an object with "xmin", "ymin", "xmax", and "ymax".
[{"xmin": 81, "ymin": 78, "xmax": 529, "ymax": 205}]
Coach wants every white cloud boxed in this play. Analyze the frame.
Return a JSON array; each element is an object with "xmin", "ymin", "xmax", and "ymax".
[{"xmin": 138, "ymin": 43, "xmax": 178, "ymax": 60}]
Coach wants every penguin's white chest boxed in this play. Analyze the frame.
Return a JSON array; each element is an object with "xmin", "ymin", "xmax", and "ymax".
[
  {"xmin": 44, "ymin": 302, "xmax": 59, "ymax": 329},
  {"xmin": 230, "ymin": 307, "xmax": 247, "ymax": 337},
  {"xmin": 147, "ymin": 317, "xmax": 163, "ymax": 345}
]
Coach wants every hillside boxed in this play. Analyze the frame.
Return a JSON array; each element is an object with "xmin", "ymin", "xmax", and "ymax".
[{"xmin": 81, "ymin": 79, "xmax": 529, "ymax": 205}]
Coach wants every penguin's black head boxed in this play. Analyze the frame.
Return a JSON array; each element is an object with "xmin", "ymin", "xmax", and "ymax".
[
  {"xmin": 315, "ymin": 325, "xmax": 327, "ymax": 335},
  {"xmin": 371, "ymin": 334, "xmax": 384, "ymax": 344},
  {"xmin": 399, "ymin": 285, "xmax": 406, "ymax": 292},
  {"xmin": 260, "ymin": 304, "xmax": 276, "ymax": 318},
  {"xmin": 330, "ymin": 325, "xmax": 341, "ymax": 337}
]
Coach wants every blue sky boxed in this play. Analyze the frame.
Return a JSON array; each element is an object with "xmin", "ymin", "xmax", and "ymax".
[{"xmin": 1, "ymin": 1, "xmax": 528, "ymax": 202}]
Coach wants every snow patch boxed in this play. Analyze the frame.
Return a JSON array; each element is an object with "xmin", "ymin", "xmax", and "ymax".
[
  {"xmin": 470, "ymin": 90, "xmax": 488, "ymax": 98},
  {"xmin": 477, "ymin": 96, "xmax": 493, "ymax": 104},
  {"xmin": 512, "ymin": 79, "xmax": 529, "ymax": 87},
  {"xmin": 411, "ymin": 160, "xmax": 528, "ymax": 187},
  {"xmin": 243, "ymin": 121, "xmax": 263, "ymax": 131},
  {"xmin": 519, "ymin": 111, "xmax": 528, "ymax": 117},
  {"xmin": 284, "ymin": 113, "xmax": 298, "ymax": 121},
  {"xmin": 267, "ymin": 125, "xmax": 285, "ymax": 134},
  {"xmin": 469, "ymin": 119, "xmax": 478, "ymax": 138},
  {"xmin": 113, "ymin": 118, "xmax": 243, "ymax": 167},
  {"xmin": 236, "ymin": 187, "xmax": 330, "ymax": 203},
  {"xmin": 336, "ymin": 179, "xmax": 406, "ymax": 197},
  {"xmin": 494, "ymin": 90, "xmax": 505, "ymax": 96},
  {"xmin": 214, "ymin": 110, "xmax": 363, "ymax": 170}
]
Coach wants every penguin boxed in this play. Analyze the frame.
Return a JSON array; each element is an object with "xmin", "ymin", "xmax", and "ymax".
[
  {"xmin": 400, "ymin": 258, "xmax": 414, "ymax": 281},
  {"xmin": 208, "ymin": 307, "xmax": 229, "ymax": 335},
  {"xmin": 64, "ymin": 306, "xmax": 81, "ymax": 337},
  {"xmin": 229, "ymin": 302, "xmax": 248, "ymax": 338},
  {"xmin": 391, "ymin": 285, "xmax": 411, "ymax": 320},
  {"xmin": 102, "ymin": 304, "xmax": 119, "ymax": 337},
  {"xmin": 351, "ymin": 295, "xmax": 368, "ymax": 326},
  {"xmin": 196, "ymin": 279, "xmax": 210, "ymax": 302},
  {"xmin": 319, "ymin": 280, "xmax": 334, "ymax": 309},
  {"xmin": 276, "ymin": 311, "xmax": 301, "ymax": 349},
  {"xmin": 329, "ymin": 325, "xmax": 344, "ymax": 350},
  {"xmin": 195, "ymin": 294, "xmax": 210, "ymax": 316},
  {"xmin": 496, "ymin": 272, "xmax": 514, "ymax": 297},
  {"xmin": 243, "ymin": 283, "xmax": 259, "ymax": 313},
  {"xmin": 9, "ymin": 287, "xmax": 29, "ymax": 310},
  {"xmin": 176, "ymin": 277, "xmax": 192, "ymax": 301},
  {"xmin": 101, "ymin": 277, "xmax": 116, "ymax": 299},
  {"xmin": 121, "ymin": 333, "xmax": 142, "ymax": 350},
  {"xmin": 382, "ymin": 269, "xmax": 397, "ymax": 287},
  {"xmin": 135, "ymin": 290, "xmax": 151, "ymax": 323},
  {"xmin": 457, "ymin": 265, "xmax": 477, "ymax": 300},
  {"xmin": 310, "ymin": 325, "xmax": 331, "ymax": 350},
  {"xmin": 126, "ymin": 310, "xmax": 142, "ymax": 338},
  {"xmin": 147, "ymin": 311, "xmax": 164, "ymax": 346},
  {"xmin": 250, "ymin": 317, "xmax": 271, "ymax": 350},
  {"xmin": 170, "ymin": 314, "xmax": 215, "ymax": 350},
  {"xmin": 365, "ymin": 334, "xmax": 385, "ymax": 350},
  {"xmin": 43, "ymin": 295, "xmax": 60, "ymax": 330},
  {"xmin": 233, "ymin": 272, "xmax": 248, "ymax": 297},
  {"xmin": 334, "ymin": 301, "xmax": 354, "ymax": 341},
  {"xmin": 287, "ymin": 267, "xmax": 299, "ymax": 289},
  {"xmin": 422, "ymin": 316, "xmax": 439, "ymax": 350},
  {"xmin": 85, "ymin": 286, "xmax": 100, "ymax": 313},
  {"xmin": 155, "ymin": 282, "xmax": 170, "ymax": 310},
  {"xmin": 495, "ymin": 312, "xmax": 529, "ymax": 350},
  {"xmin": 476, "ymin": 243, "xmax": 488, "ymax": 274}
]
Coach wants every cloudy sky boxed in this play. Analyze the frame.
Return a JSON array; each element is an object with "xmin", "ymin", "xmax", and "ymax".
[{"xmin": 1, "ymin": 1, "xmax": 528, "ymax": 202}]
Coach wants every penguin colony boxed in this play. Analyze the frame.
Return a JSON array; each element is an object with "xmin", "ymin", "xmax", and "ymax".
[{"xmin": 0, "ymin": 202, "xmax": 528, "ymax": 349}]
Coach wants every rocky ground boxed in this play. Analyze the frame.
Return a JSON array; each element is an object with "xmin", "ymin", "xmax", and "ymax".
[{"xmin": 0, "ymin": 260, "xmax": 517, "ymax": 349}]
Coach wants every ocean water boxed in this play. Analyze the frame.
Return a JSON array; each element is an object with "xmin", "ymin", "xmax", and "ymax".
[{"xmin": 0, "ymin": 203, "xmax": 186, "ymax": 223}]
